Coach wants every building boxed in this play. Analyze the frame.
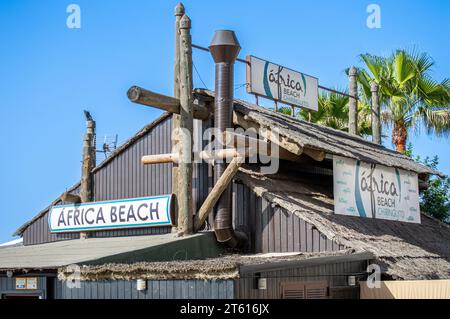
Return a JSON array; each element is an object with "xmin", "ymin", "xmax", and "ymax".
[
  {"xmin": 1, "ymin": 4, "xmax": 449, "ymax": 300},
  {"xmin": 1, "ymin": 91, "xmax": 449, "ymax": 299}
]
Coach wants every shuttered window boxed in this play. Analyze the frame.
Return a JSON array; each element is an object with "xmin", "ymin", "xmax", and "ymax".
[{"xmin": 281, "ymin": 281, "xmax": 328, "ymax": 299}]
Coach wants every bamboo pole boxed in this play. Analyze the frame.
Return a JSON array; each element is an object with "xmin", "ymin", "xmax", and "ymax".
[
  {"xmin": 177, "ymin": 14, "xmax": 193, "ymax": 236},
  {"xmin": 127, "ymin": 86, "xmax": 210, "ymax": 120},
  {"xmin": 194, "ymin": 156, "xmax": 244, "ymax": 231}
]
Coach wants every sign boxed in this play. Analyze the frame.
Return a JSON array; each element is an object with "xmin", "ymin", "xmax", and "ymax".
[
  {"xmin": 15, "ymin": 278, "xmax": 27, "ymax": 290},
  {"xmin": 26, "ymin": 278, "xmax": 38, "ymax": 290},
  {"xmin": 333, "ymin": 155, "xmax": 420, "ymax": 223},
  {"xmin": 246, "ymin": 55, "xmax": 319, "ymax": 111},
  {"xmin": 49, "ymin": 195, "xmax": 173, "ymax": 233},
  {"xmin": 15, "ymin": 277, "xmax": 38, "ymax": 290}
]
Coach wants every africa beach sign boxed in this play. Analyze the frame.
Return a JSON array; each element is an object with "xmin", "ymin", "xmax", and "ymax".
[
  {"xmin": 246, "ymin": 55, "xmax": 319, "ymax": 111},
  {"xmin": 333, "ymin": 155, "xmax": 421, "ymax": 224},
  {"xmin": 48, "ymin": 195, "xmax": 174, "ymax": 233}
]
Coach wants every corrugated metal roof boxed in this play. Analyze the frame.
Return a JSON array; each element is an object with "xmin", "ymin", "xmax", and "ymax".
[{"xmin": 0, "ymin": 232, "xmax": 220, "ymax": 270}]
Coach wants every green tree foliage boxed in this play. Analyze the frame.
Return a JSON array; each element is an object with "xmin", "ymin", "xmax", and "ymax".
[
  {"xmin": 406, "ymin": 144, "xmax": 450, "ymax": 222},
  {"xmin": 359, "ymin": 50, "xmax": 450, "ymax": 153},
  {"xmin": 298, "ymin": 91, "xmax": 372, "ymax": 136}
]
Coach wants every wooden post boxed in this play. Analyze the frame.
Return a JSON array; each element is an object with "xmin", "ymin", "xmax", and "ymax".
[
  {"xmin": 371, "ymin": 82, "xmax": 381, "ymax": 144},
  {"xmin": 79, "ymin": 113, "xmax": 95, "ymax": 239},
  {"xmin": 172, "ymin": 4, "xmax": 184, "ymax": 230},
  {"xmin": 177, "ymin": 14, "xmax": 193, "ymax": 236},
  {"xmin": 348, "ymin": 66, "xmax": 358, "ymax": 135},
  {"xmin": 195, "ymin": 156, "xmax": 244, "ymax": 231}
]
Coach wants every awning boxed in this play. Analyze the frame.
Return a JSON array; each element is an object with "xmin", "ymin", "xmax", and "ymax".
[{"xmin": 0, "ymin": 232, "xmax": 223, "ymax": 270}]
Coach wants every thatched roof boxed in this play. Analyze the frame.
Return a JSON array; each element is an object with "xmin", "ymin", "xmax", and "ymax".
[
  {"xmin": 236, "ymin": 166, "xmax": 450, "ymax": 280},
  {"xmin": 15, "ymin": 90, "xmax": 441, "ymax": 237},
  {"xmin": 197, "ymin": 89, "xmax": 440, "ymax": 177},
  {"xmin": 57, "ymin": 249, "xmax": 366, "ymax": 281}
]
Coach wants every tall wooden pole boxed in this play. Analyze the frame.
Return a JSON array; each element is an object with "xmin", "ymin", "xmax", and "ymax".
[
  {"xmin": 177, "ymin": 14, "xmax": 193, "ymax": 235},
  {"xmin": 371, "ymin": 82, "xmax": 381, "ymax": 144},
  {"xmin": 348, "ymin": 66, "xmax": 358, "ymax": 135},
  {"xmin": 80, "ymin": 112, "xmax": 95, "ymax": 239},
  {"xmin": 172, "ymin": 3, "xmax": 184, "ymax": 229}
]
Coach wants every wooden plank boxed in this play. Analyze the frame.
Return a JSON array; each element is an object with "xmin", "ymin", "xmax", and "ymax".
[
  {"xmin": 127, "ymin": 86, "xmax": 210, "ymax": 121},
  {"xmin": 233, "ymin": 113, "xmax": 303, "ymax": 155},
  {"xmin": 195, "ymin": 156, "xmax": 244, "ymax": 230}
]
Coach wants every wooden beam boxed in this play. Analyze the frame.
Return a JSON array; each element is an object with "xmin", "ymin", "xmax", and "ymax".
[
  {"xmin": 127, "ymin": 86, "xmax": 210, "ymax": 121},
  {"xmin": 303, "ymin": 148, "xmax": 326, "ymax": 162},
  {"xmin": 172, "ymin": 3, "xmax": 184, "ymax": 230},
  {"xmin": 194, "ymin": 156, "xmax": 244, "ymax": 231},
  {"xmin": 60, "ymin": 192, "xmax": 81, "ymax": 204},
  {"xmin": 233, "ymin": 112, "xmax": 303, "ymax": 156},
  {"xmin": 198, "ymin": 148, "xmax": 254, "ymax": 162},
  {"xmin": 141, "ymin": 148, "xmax": 253, "ymax": 165},
  {"xmin": 222, "ymin": 131, "xmax": 302, "ymax": 161},
  {"xmin": 142, "ymin": 153, "xmax": 179, "ymax": 164},
  {"xmin": 177, "ymin": 14, "xmax": 194, "ymax": 236}
]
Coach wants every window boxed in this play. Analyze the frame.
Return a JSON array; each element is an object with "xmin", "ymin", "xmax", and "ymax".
[{"xmin": 281, "ymin": 281, "xmax": 328, "ymax": 299}]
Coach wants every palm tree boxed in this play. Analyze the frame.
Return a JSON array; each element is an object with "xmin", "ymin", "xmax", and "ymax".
[
  {"xmin": 359, "ymin": 50, "xmax": 450, "ymax": 153},
  {"xmin": 298, "ymin": 90, "xmax": 372, "ymax": 136}
]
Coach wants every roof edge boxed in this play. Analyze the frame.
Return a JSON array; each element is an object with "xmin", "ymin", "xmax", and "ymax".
[{"xmin": 13, "ymin": 112, "xmax": 171, "ymax": 237}]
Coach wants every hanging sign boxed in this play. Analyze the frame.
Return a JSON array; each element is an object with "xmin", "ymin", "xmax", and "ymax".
[
  {"xmin": 246, "ymin": 55, "xmax": 319, "ymax": 111},
  {"xmin": 333, "ymin": 155, "xmax": 420, "ymax": 224},
  {"xmin": 15, "ymin": 277, "xmax": 38, "ymax": 290},
  {"xmin": 49, "ymin": 195, "xmax": 174, "ymax": 233}
]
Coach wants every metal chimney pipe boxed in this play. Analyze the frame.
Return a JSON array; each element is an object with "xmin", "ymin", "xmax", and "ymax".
[{"xmin": 209, "ymin": 30, "xmax": 246, "ymax": 248}]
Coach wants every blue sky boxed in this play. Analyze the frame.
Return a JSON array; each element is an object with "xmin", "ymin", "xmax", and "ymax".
[{"xmin": 0, "ymin": 0, "xmax": 449, "ymax": 243}]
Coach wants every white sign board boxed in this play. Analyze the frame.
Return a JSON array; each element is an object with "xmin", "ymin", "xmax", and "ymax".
[
  {"xmin": 49, "ymin": 195, "xmax": 173, "ymax": 233},
  {"xmin": 333, "ymin": 155, "xmax": 420, "ymax": 223},
  {"xmin": 246, "ymin": 55, "xmax": 319, "ymax": 111}
]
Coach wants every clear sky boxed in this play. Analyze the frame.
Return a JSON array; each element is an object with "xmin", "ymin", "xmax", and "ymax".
[{"xmin": 0, "ymin": 0, "xmax": 449, "ymax": 243}]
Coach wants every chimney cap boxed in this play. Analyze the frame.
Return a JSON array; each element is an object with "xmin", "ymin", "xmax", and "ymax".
[{"xmin": 209, "ymin": 30, "xmax": 241, "ymax": 63}]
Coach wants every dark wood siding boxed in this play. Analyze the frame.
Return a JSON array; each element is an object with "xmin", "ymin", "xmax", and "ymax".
[
  {"xmin": 58, "ymin": 279, "xmax": 234, "ymax": 299},
  {"xmin": 22, "ymin": 117, "xmax": 212, "ymax": 245},
  {"xmin": 232, "ymin": 181, "xmax": 344, "ymax": 254},
  {"xmin": 0, "ymin": 276, "xmax": 49, "ymax": 299},
  {"xmin": 236, "ymin": 259, "xmax": 366, "ymax": 299},
  {"xmin": 21, "ymin": 115, "xmax": 343, "ymax": 254},
  {"xmin": 22, "ymin": 116, "xmax": 174, "ymax": 245}
]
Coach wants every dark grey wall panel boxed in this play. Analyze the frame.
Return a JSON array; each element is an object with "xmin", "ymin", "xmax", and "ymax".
[
  {"xmin": 232, "ymin": 181, "xmax": 343, "ymax": 254},
  {"xmin": 23, "ymin": 117, "xmax": 178, "ymax": 245},
  {"xmin": 0, "ymin": 275, "xmax": 49, "ymax": 299},
  {"xmin": 22, "ymin": 114, "xmax": 343, "ymax": 255},
  {"xmin": 59, "ymin": 279, "xmax": 234, "ymax": 299},
  {"xmin": 236, "ymin": 260, "xmax": 366, "ymax": 299}
]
